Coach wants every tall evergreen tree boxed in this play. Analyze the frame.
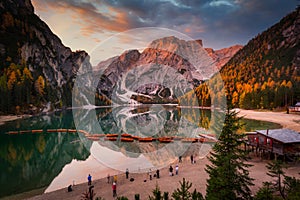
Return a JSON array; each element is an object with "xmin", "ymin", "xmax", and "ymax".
[
  {"xmin": 205, "ymin": 110, "xmax": 254, "ymax": 200},
  {"xmin": 266, "ymin": 160, "xmax": 286, "ymax": 198},
  {"xmin": 172, "ymin": 178, "xmax": 192, "ymax": 200}
]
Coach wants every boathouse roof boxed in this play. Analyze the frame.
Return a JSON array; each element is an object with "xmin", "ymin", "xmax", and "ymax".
[{"xmin": 256, "ymin": 129, "xmax": 300, "ymax": 144}]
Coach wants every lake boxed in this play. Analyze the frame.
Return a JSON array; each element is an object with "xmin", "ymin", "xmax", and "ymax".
[{"xmin": 0, "ymin": 106, "xmax": 281, "ymax": 198}]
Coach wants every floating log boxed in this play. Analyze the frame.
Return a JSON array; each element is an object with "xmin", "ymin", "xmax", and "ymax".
[
  {"xmin": 138, "ymin": 137, "xmax": 153, "ymax": 142},
  {"xmin": 47, "ymin": 129, "xmax": 57, "ymax": 132},
  {"xmin": 199, "ymin": 138, "xmax": 205, "ymax": 143},
  {"xmin": 131, "ymin": 136, "xmax": 140, "ymax": 140},
  {"xmin": 31, "ymin": 130, "xmax": 43, "ymax": 133},
  {"xmin": 158, "ymin": 138, "xmax": 173, "ymax": 143},
  {"xmin": 67, "ymin": 129, "xmax": 77, "ymax": 133},
  {"xmin": 19, "ymin": 130, "xmax": 31, "ymax": 134},
  {"xmin": 57, "ymin": 129, "xmax": 68, "ymax": 132},
  {"xmin": 8, "ymin": 131, "xmax": 18, "ymax": 135},
  {"xmin": 121, "ymin": 133, "xmax": 132, "ymax": 138},
  {"xmin": 181, "ymin": 138, "xmax": 198, "ymax": 143},
  {"xmin": 104, "ymin": 137, "xmax": 117, "ymax": 141},
  {"xmin": 121, "ymin": 137, "xmax": 134, "ymax": 142},
  {"xmin": 106, "ymin": 134, "xmax": 118, "ymax": 137}
]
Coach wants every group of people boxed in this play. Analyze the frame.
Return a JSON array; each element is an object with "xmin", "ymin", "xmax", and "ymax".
[
  {"xmin": 179, "ymin": 155, "xmax": 196, "ymax": 164},
  {"xmin": 66, "ymin": 174, "xmax": 116, "ymax": 197},
  {"xmin": 69, "ymin": 155, "xmax": 196, "ymax": 198},
  {"xmin": 146, "ymin": 169, "xmax": 160, "ymax": 181},
  {"xmin": 169, "ymin": 164, "xmax": 179, "ymax": 176}
]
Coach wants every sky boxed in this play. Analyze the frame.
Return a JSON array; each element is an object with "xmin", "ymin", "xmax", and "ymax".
[{"xmin": 31, "ymin": 0, "xmax": 299, "ymax": 64}]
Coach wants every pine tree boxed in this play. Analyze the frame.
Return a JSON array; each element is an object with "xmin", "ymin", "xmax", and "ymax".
[
  {"xmin": 172, "ymin": 178, "xmax": 192, "ymax": 200},
  {"xmin": 191, "ymin": 189, "xmax": 204, "ymax": 200},
  {"xmin": 254, "ymin": 182, "xmax": 276, "ymax": 200},
  {"xmin": 266, "ymin": 160, "xmax": 286, "ymax": 198},
  {"xmin": 149, "ymin": 184, "xmax": 162, "ymax": 200},
  {"xmin": 205, "ymin": 110, "xmax": 254, "ymax": 200},
  {"xmin": 284, "ymin": 176, "xmax": 300, "ymax": 200}
]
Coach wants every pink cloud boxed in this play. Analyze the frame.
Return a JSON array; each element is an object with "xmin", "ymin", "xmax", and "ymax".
[{"xmin": 33, "ymin": 0, "xmax": 132, "ymax": 37}]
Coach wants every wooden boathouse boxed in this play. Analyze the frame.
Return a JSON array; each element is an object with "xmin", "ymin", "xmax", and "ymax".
[
  {"xmin": 246, "ymin": 128, "xmax": 300, "ymax": 159},
  {"xmin": 288, "ymin": 102, "xmax": 300, "ymax": 112}
]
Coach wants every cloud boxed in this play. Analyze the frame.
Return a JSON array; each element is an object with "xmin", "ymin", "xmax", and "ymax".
[
  {"xmin": 206, "ymin": 0, "xmax": 235, "ymax": 7},
  {"xmin": 32, "ymin": 0, "xmax": 298, "ymax": 50},
  {"xmin": 33, "ymin": 0, "xmax": 133, "ymax": 36}
]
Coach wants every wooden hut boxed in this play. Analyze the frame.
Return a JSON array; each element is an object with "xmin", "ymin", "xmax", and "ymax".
[{"xmin": 246, "ymin": 129, "xmax": 300, "ymax": 158}]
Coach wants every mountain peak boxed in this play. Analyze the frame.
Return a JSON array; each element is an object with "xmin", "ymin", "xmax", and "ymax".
[{"xmin": 148, "ymin": 36, "xmax": 203, "ymax": 53}]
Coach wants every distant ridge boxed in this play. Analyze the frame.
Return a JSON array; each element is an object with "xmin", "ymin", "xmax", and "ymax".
[{"xmin": 205, "ymin": 45, "xmax": 243, "ymax": 69}]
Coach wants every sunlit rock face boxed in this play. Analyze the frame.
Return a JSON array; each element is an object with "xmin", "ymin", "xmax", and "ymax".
[
  {"xmin": 205, "ymin": 45, "xmax": 243, "ymax": 69},
  {"xmin": 95, "ymin": 36, "xmax": 218, "ymax": 105}
]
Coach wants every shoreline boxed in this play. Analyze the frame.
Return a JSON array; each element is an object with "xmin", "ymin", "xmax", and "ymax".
[{"xmin": 1, "ymin": 108, "xmax": 299, "ymax": 132}]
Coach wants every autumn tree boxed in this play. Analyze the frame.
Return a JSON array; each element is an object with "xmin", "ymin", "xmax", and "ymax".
[{"xmin": 35, "ymin": 75, "xmax": 45, "ymax": 99}]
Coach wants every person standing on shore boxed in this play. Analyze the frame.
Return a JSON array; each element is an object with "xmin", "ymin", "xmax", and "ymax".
[
  {"xmin": 169, "ymin": 165, "xmax": 173, "ymax": 176},
  {"xmin": 112, "ymin": 182, "xmax": 117, "ymax": 197},
  {"xmin": 87, "ymin": 174, "xmax": 92, "ymax": 185},
  {"xmin": 190, "ymin": 155, "xmax": 194, "ymax": 164},
  {"xmin": 156, "ymin": 169, "xmax": 160, "ymax": 179},
  {"xmin": 126, "ymin": 168, "xmax": 129, "ymax": 179},
  {"xmin": 149, "ymin": 169, "xmax": 152, "ymax": 180},
  {"xmin": 107, "ymin": 173, "xmax": 110, "ymax": 183},
  {"xmin": 175, "ymin": 164, "xmax": 179, "ymax": 175},
  {"xmin": 113, "ymin": 175, "xmax": 118, "ymax": 183}
]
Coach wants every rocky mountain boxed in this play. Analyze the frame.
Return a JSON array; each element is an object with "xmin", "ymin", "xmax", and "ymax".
[
  {"xmin": 205, "ymin": 45, "xmax": 243, "ymax": 69},
  {"xmin": 0, "ymin": 0, "xmax": 242, "ymax": 110},
  {"xmin": 0, "ymin": 0, "xmax": 91, "ymax": 113},
  {"xmin": 94, "ymin": 36, "xmax": 239, "ymax": 105}
]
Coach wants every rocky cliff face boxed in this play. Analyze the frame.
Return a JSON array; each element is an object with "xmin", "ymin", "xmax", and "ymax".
[
  {"xmin": 94, "ymin": 36, "xmax": 241, "ymax": 105},
  {"xmin": 0, "ymin": 0, "xmax": 91, "ymax": 111},
  {"xmin": 95, "ymin": 36, "xmax": 223, "ymax": 105},
  {"xmin": 205, "ymin": 45, "xmax": 243, "ymax": 69}
]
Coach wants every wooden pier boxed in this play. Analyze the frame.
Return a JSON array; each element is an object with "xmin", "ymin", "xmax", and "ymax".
[{"xmin": 6, "ymin": 128, "xmax": 218, "ymax": 144}]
